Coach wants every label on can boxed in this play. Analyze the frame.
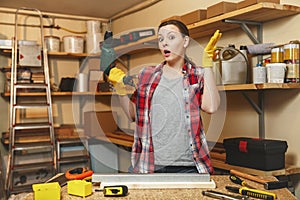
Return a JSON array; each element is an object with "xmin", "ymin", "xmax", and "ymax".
[
  {"xmin": 253, "ymin": 67, "xmax": 267, "ymax": 84},
  {"xmin": 285, "ymin": 60, "xmax": 299, "ymax": 79}
]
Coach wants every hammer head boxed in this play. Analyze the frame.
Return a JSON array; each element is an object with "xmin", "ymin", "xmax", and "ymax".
[{"xmin": 264, "ymin": 180, "xmax": 288, "ymax": 190}]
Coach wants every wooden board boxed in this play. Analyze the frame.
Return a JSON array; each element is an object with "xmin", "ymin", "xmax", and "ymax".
[{"xmin": 188, "ymin": 3, "xmax": 300, "ymax": 38}]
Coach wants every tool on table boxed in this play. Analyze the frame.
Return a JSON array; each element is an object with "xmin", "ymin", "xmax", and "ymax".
[
  {"xmin": 95, "ymin": 185, "xmax": 128, "ymax": 197},
  {"xmin": 230, "ymin": 169, "xmax": 288, "ymax": 190},
  {"xmin": 230, "ymin": 174, "xmax": 256, "ymax": 189},
  {"xmin": 202, "ymin": 190, "xmax": 250, "ymax": 200},
  {"xmin": 226, "ymin": 186, "xmax": 277, "ymax": 200},
  {"xmin": 65, "ymin": 167, "xmax": 93, "ymax": 180}
]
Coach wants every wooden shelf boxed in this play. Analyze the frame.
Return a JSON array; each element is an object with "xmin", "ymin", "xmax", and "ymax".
[
  {"xmin": 1, "ymin": 91, "xmax": 113, "ymax": 97},
  {"xmin": 2, "ymin": 83, "xmax": 300, "ymax": 97},
  {"xmin": 218, "ymin": 83, "xmax": 300, "ymax": 91},
  {"xmin": 188, "ymin": 3, "xmax": 300, "ymax": 38}
]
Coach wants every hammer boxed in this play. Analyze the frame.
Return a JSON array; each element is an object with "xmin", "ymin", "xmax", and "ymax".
[{"xmin": 230, "ymin": 169, "xmax": 288, "ymax": 190}]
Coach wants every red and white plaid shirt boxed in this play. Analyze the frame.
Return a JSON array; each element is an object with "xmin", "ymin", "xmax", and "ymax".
[{"xmin": 130, "ymin": 61, "xmax": 213, "ymax": 174}]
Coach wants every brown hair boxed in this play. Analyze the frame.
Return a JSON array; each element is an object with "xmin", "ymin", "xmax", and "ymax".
[{"xmin": 158, "ymin": 19, "xmax": 189, "ymax": 37}]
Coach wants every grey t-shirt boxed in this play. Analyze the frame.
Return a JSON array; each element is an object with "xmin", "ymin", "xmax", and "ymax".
[{"xmin": 151, "ymin": 74, "xmax": 194, "ymax": 166}]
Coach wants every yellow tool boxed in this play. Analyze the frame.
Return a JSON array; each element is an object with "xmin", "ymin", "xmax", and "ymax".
[
  {"xmin": 226, "ymin": 186, "xmax": 277, "ymax": 200},
  {"xmin": 96, "ymin": 185, "xmax": 128, "ymax": 197},
  {"xmin": 229, "ymin": 175, "xmax": 255, "ymax": 189}
]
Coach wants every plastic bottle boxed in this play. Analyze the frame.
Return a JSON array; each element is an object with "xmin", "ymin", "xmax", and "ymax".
[{"xmin": 253, "ymin": 62, "xmax": 266, "ymax": 84}]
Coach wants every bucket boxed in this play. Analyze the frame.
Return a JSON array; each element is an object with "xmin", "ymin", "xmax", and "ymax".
[
  {"xmin": 266, "ymin": 63, "xmax": 286, "ymax": 83},
  {"xmin": 63, "ymin": 36, "xmax": 84, "ymax": 53},
  {"xmin": 44, "ymin": 36, "xmax": 60, "ymax": 52}
]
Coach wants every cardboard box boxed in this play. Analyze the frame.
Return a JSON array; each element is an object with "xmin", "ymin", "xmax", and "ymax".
[
  {"xmin": 237, "ymin": 0, "xmax": 280, "ymax": 9},
  {"xmin": 223, "ymin": 137, "xmax": 288, "ymax": 170},
  {"xmin": 84, "ymin": 111, "xmax": 118, "ymax": 137},
  {"xmin": 160, "ymin": 16, "xmax": 182, "ymax": 23},
  {"xmin": 207, "ymin": 2, "xmax": 237, "ymax": 18},
  {"xmin": 181, "ymin": 9, "xmax": 207, "ymax": 25}
]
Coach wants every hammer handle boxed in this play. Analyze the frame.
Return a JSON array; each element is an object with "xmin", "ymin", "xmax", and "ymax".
[{"xmin": 230, "ymin": 169, "xmax": 267, "ymax": 184}]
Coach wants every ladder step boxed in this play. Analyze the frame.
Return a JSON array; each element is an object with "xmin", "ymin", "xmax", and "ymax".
[
  {"xmin": 13, "ymin": 143, "xmax": 53, "ymax": 151},
  {"xmin": 13, "ymin": 122, "xmax": 52, "ymax": 130},
  {"xmin": 11, "ymin": 162, "xmax": 54, "ymax": 172},
  {"xmin": 58, "ymin": 157, "xmax": 90, "ymax": 164},
  {"xmin": 14, "ymin": 83, "xmax": 47, "ymax": 89},
  {"xmin": 14, "ymin": 103, "xmax": 50, "ymax": 109}
]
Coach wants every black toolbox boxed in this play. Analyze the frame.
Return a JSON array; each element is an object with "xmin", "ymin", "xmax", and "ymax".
[{"xmin": 223, "ymin": 137, "xmax": 288, "ymax": 171}]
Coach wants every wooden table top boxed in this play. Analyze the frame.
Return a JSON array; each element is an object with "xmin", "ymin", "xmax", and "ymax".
[{"xmin": 20, "ymin": 175, "xmax": 296, "ymax": 200}]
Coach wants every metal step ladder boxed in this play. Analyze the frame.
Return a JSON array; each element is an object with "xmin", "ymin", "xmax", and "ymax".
[
  {"xmin": 5, "ymin": 7, "xmax": 56, "ymax": 194},
  {"xmin": 56, "ymin": 138, "xmax": 90, "ymax": 173}
]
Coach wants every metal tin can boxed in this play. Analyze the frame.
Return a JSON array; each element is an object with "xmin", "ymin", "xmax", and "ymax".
[
  {"xmin": 271, "ymin": 47, "xmax": 284, "ymax": 63},
  {"xmin": 284, "ymin": 43, "xmax": 299, "ymax": 61},
  {"xmin": 285, "ymin": 59, "xmax": 300, "ymax": 83}
]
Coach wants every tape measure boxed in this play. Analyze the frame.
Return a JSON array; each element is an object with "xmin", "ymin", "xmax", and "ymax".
[
  {"xmin": 65, "ymin": 167, "xmax": 93, "ymax": 180},
  {"xmin": 103, "ymin": 185, "xmax": 128, "ymax": 197}
]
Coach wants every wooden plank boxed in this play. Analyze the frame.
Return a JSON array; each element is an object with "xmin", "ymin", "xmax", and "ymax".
[
  {"xmin": 218, "ymin": 83, "xmax": 257, "ymax": 91},
  {"xmin": 212, "ymin": 158, "xmax": 287, "ymax": 176},
  {"xmin": 188, "ymin": 3, "xmax": 300, "ymax": 38}
]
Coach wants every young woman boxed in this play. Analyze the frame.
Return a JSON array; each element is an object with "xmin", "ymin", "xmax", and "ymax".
[{"xmin": 107, "ymin": 20, "xmax": 221, "ymax": 174}]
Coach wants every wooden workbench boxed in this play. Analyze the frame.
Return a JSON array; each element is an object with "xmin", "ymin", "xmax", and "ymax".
[{"xmin": 19, "ymin": 175, "xmax": 296, "ymax": 200}]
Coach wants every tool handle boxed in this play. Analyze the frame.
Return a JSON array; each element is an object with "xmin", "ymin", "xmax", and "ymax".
[
  {"xmin": 230, "ymin": 169, "xmax": 267, "ymax": 184},
  {"xmin": 239, "ymin": 187, "xmax": 276, "ymax": 200}
]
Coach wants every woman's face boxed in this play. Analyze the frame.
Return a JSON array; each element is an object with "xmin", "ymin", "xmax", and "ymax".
[{"xmin": 158, "ymin": 24, "xmax": 189, "ymax": 64}]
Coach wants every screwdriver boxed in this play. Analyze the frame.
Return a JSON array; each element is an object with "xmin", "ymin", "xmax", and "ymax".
[
  {"xmin": 230, "ymin": 175, "xmax": 255, "ymax": 189},
  {"xmin": 226, "ymin": 186, "xmax": 277, "ymax": 200}
]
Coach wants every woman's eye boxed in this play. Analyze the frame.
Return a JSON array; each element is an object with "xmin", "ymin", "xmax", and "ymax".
[
  {"xmin": 168, "ymin": 35, "xmax": 176, "ymax": 40},
  {"xmin": 158, "ymin": 37, "xmax": 164, "ymax": 43}
]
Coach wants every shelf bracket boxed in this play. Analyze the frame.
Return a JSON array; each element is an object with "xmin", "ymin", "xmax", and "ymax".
[
  {"xmin": 223, "ymin": 19, "xmax": 263, "ymax": 63},
  {"xmin": 241, "ymin": 91, "xmax": 265, "ymax": 138},
  {"xmin": 223, "ymin": 19, "xmax": 263, "ymax": 44}
]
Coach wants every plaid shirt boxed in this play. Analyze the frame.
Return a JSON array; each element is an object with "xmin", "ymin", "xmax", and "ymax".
[{"xmin": 130, "ymin": 61, "xmax": 213, "ymax": 174}]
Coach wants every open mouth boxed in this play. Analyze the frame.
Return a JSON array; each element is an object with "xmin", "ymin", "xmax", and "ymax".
[{"xmin": 163, "ymin": 49, "xmax": 171, "ymax": 56}]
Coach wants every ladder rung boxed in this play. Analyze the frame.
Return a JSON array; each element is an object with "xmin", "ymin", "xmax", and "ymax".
[
  {"xmin": 57, "ymin": 139, "xmax": 85, "ymax": 145},
  {"xmin": 58, "ymin": 157, "xmax": 90, "ymax": 164},
  {"xmin": 14, "ymin": 103, "xmax": 50, "ymax": 109},
  {"xmin": 11, "ymin": 162, "xmax": 54, "ymax": 172},
  {"xmin": 9, "ymin": 185, "xmax": 33, "ymax": 194},
  {"xmin": 13, "ymin": 143, "xmax": 53, "ymax": 151},
  {"xmin": 13, "ymin": 122, "xmax": 52, "ymax": 130},
  {"xmin": 14, "ymin": 83, "xmax": 47, "ymax": 89}
]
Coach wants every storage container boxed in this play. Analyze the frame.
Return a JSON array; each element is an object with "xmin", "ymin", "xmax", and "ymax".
[
  {"xmin": 63, "ymin": 35, "xmax": 84, "ymax": 53},
  {"xmin": 266, "ymin": 63, "xmax": 286, "ymax": 83},
  {"xmin": 223, "ymin": 137, "xmax": 288, "ymax": 170},
  {"xmin": 44, "ymin": 36, "xmax": 60, "ymax": 52},
  {"xmin": 207, "ymin": 2, "xmax": 237, "ymax": 18}
]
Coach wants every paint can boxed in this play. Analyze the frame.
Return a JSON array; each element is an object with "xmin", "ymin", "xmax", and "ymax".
[
  {"xmin": 63, "ymin": 35, "xmax": 84, "ymax": 53},
  {"xmin": 266, "ymin": 63, "xmax": 286, "ymax": 83},
  {"xmin": 44, "ymin": 36, "xmax": 60, "ymax": 52}
]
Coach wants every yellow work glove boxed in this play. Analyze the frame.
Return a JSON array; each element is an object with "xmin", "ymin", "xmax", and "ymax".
[
  {"xmin": 202, "ymin": 30, "xmax": 222, "ymax": 68},
  {"xmin": 107, "ymin": 67, "xmax": 127, "ymax": 95}
]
